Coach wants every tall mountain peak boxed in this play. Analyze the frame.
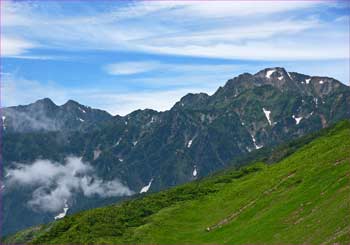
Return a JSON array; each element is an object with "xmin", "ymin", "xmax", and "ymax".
[
  {"xmin": 217, "ymin": 67, "xmax": 348, "ymax": 100},
  {"xmin": 62, "ymin": 99, "xmax": 83, "ymax": 108},
  {"xmin": 28, "ymin": 98, "xmax": 58, "ymax": 111},
  {"xmin": 253, "ymin": 67, "xmax": 297, "ymax": 90},
  {"xmin": 34, "ymin": 97, "xmax": 57, "ymax": 106},
  {"xmin": 254, "ymin": 67, "xmax": 289, "ymax": 79}
]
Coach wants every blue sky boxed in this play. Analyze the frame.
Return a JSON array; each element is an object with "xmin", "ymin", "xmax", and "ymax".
[{"xmin": 1, "ymin": 0, "xmax": 349, "ymax": 115}]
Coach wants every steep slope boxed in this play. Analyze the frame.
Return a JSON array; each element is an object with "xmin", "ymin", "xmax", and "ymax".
[
  {"xmin": 2, "ymin": 67, "xmax": 350, "ymax": 235},
  {"xmin": 4, "ymin": 120, "xmax": 350, "ymax": 244}
]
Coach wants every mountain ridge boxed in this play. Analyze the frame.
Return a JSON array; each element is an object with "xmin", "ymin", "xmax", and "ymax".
[
  {"xmin": 2, "ymin": 67, "xmax": 350, "ymax": 236},
  {"xmin": 3, "ymin": 67, "xmax": 348, "ymax": 126}
]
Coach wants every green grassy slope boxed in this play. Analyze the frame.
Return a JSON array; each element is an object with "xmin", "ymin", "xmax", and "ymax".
[{"xmin": 4, "ymin": 120, "xmax": 350, "ymax": 244}]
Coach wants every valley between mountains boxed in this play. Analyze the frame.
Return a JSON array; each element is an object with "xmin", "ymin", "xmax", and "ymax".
[{"xmin": 1, "ymin": 67, "xmax": 350, "ymax": 239}]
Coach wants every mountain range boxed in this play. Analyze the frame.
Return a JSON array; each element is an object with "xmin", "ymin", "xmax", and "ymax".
[
  {"xmin": 2, "ymin": 67, "xmax": 350, "ymax": 236},
  {"xmin": 4, "ymin": 120, "xmax": 350, "ymax": 244}
]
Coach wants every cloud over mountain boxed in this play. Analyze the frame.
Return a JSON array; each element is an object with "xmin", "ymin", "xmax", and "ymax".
[{"xmin": 6, "ymin": 157, "xmax": 134, "ymax": 212}]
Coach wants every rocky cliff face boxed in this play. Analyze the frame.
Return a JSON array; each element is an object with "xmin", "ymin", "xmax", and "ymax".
[{"xmin": 2, "ymin": 67, "xmax": 350, "ymax": 235}]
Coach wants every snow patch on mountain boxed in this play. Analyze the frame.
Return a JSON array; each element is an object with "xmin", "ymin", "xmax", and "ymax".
[
  {"xmin": 305, "ymin": 78, "xmax": 311, "ymax": 84},
  {"xmin": 277, "ymin": 75, "xmax": 283, "ymax": 81},
  {"xmin": 115, "ymin": 138, "xmax": 122, "ymax": 146},
  {"xmin": 2, "ymin": 116, "xmax": 6, "ymax": 130},
  {"xmin": 292, "ymin": 115, "xmax": 303, "ymax": 125},
  {"xmin": 265, "ymin": 69, "xmax": 276, "ymax": 79},
  {"xmin": 187, "ymin": 139, "xmax": 193, "ymax": 148},
  {"xmin": 193, "ymin": 166, "xmax": 198, "ymax": 177},
  {"xmin": 251, "ymin": 134, "xmax": 263, "ymax": 150},
  {"xmin": 319, "ymin": 80, "xmax": 324, "ymax": 84},
  {"xmin": 140, "ymin": 178, "xmax": 153, "ymax": 193},
  {"xmin": 262, "ymin": 108, "xmax": 272, "ymax": 125},
  {"xmin": 78, "ymin": 107, "xmax": 86, "ymax": 113}
]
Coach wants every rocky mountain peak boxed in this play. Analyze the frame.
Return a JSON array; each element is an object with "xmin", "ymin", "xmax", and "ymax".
[
  {"xmin": 62, "ymin": 99, "xmax": 85, "ymax": 109},
  {"xmin": 173, "ymin": 92, "xmax": 210, "ymax": 110},
  {"xmin": 26, "ymin": 98, "xmax": 58, "ymax": 112},
  {"xmin": 254, "ymin": 67, "xmax": 289, "ymax": 79},
  {"xmin": 34, "ymin": 97, "xmax": 57, "ymax": 106},
  {"xmin": 253, "ymin": 67, "xmax": 299, "ymax": 91},
  {"xmin": 217, "ymin": 67, "xmax": 293, "ymax": 97},
  {"xmin": 219, "ymin": 67, "xmax": 347, "ymax": 100}
]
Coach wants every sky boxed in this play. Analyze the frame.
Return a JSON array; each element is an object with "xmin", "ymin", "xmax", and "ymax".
[{"xmin": 1, "ymin": 0, "xmax": 349, "ymax": 116}]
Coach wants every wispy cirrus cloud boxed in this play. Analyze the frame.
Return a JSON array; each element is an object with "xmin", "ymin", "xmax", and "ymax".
[
  {"xmin": 1, "ymin": 36, "xmax": 36, "ymax": 56},
  {"xmin": 103, "ymin": 61, "xmax": 247, "ymax": 77},
  {"xmin": 104, "ymin": 61, "xmax": 161, "ymax": 75},
  {"xmin": 2, "ymin": 0, "xmax": 348, "ymax": 60}
]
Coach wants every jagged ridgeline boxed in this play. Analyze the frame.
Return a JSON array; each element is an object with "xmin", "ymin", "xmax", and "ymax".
[
  {"xmin": 2, "ymin": 67, "xmax": 350, "ymax": 235},
  {"xmin": 3, "ymin": 120, "xmax": 350, "ymax": 244}
]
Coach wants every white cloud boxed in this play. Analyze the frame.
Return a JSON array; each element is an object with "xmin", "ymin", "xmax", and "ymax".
[
  {"xmin": 1, "ymin": 36, "xmax": 36, "ymax": 56},
  {"xmin": 139, "ymin": 40, "xmax": 349, "ymax": 61},
  {"xmin": 0, "ymin": 0, "xmax": 36, "ymax": 27},
  {"xmin": 104, "ymin": 61, "xmax": 160, "ymax": 75},
  {"xmin": 6, "ymin": 157, "xmax": 134, "ymax": 212},
  {"xmin": 145, "ymin": 19, "xmax": 320, "ymax": 46},
  {"xmin": 118, "ymin": 1, "xmax": 320, "ymax": 19},
  {"xmin": 186, "ymin": 1, "xmax": 318, "ymax": 17},
  {"xmin": 1, "ymin": 0, "xmax": 347, "ymax": 60},
  {"xmin": 103, "ymin": 61, "xmax": 246, "ymax": 77}
]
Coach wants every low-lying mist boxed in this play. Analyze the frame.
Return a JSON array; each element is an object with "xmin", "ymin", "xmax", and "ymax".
[{"xmin": 5, "ymin": 157, "xmax": 134, "ymax": 212}]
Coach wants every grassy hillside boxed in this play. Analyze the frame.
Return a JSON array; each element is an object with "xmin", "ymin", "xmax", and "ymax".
[{"xmin": 4, "ymin": 120, "xmax": 350, "ymax": 244}]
